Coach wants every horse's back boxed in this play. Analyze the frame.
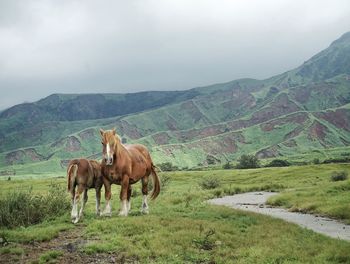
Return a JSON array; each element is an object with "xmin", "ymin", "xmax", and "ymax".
[
  {"xmin": 124, "ymin": 144, "xmax": 153, "ymax": 177},
  {"xmin": 125, "ymin": 144, "xmax": 151, "ymax": 158},
  {"xmin": 68, "ymin": 158, "xmax": 101, "ymax": 188}
]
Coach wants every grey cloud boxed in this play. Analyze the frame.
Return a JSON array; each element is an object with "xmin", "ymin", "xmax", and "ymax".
[{"xmin": 0, "ymin": 0, "xmax": 350, "ymax": 110}]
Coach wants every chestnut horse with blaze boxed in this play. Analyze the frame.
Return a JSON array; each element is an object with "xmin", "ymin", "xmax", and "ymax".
[
  {"xmin": 67, "ymin": 159, "xmax": 103, "ymax": 223},
  {"xmin": 99, "ymin": 128, "xmax": 160, "ymax": 216}
]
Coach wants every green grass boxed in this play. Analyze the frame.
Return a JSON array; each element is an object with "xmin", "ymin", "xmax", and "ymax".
[
  {"xmin": 0, "ymin": 164, "xmax": 350, "ymax": 263},
  {"xmin": 38, "ymin": 250, "xmax": 63, "ymax": 264}
]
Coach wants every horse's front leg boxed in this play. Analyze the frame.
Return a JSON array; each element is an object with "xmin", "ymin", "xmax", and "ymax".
[
  {"xmin": 101, "ymin": 178, "xmax": 112, "ymax": 217},
  {"xmin": 119, "ymin": 175, "xmax": 129, "ymax": 216},
  {"xmin": 95, "ymin": 184, "xmax": 102, "ymax": 216},
  {"xmin": 127, "ymin": 185, "xmax": 132, "ymax": 213}
]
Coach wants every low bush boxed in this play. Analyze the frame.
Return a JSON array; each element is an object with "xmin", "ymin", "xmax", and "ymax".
[
  {"xmin": 148, "ymin": 173, "xmax": 171, "ymax": 192},
  {"xmin": 266, "ymin": 159, "xmax": 290, "ymax": 167},
  {"xmin": 158, "ymin": 162, "xmax": 179, "ymax": 171},
  {"xmin": 236, "ymin": 154, "xmax": 260, "ymax": 169},
  {"xmin": 0, "ymin": 183, "xmax": 70, "ymax": 228},
  {"xmin": 330, "ymin": 171, "xmax": 348, "ymax": 182},
  {"xmin": 323, "ymin": 157, "xmax": 350, "ymax": 164},
  {"xmin": 222, "ymin": 162, "xmax": 234, "ymax": 170},
  {"xmin": 199, "ymin": 176, "xmax": 221, "ymax": 190}
]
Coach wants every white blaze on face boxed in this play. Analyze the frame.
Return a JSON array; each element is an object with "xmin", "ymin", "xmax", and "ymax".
[{"xmin": 106, "ymin": 143, "xmax": 111, "ymax": 164}]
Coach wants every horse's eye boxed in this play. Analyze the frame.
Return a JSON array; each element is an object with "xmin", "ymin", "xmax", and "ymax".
[{"xmin": 101, "ymin": 142, "xmax": 105, "ymax": 146}]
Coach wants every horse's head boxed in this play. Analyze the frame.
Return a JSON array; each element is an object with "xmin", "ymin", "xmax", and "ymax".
[{"xmin": 99, "ymin": 128, "xmax": 119, "ymax": 166}]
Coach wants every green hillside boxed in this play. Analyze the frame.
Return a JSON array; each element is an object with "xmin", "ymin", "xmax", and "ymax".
[{"xmin": 0, "ymin": 32, "xmax": 350, "ymax": 173}]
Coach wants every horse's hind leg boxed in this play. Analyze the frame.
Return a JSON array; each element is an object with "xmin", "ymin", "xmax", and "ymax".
[
  {"xmin": 78, "ymin": 189, "xmax": 88, "ymax": 219},
  {"xmin": 141, "ymin": 176, "xmax": 149, "ymax": 214},
  {"xmin": 71, "ymin": 185, "xmax": 84, "ymax": 224}
]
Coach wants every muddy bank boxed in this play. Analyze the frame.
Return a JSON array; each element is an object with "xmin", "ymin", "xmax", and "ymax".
[{"xmin": 208, "ymin": 192, "xmax": 350, "ymax": 241}]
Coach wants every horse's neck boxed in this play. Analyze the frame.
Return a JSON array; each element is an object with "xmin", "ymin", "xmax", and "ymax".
[{"xmin": 115, "ymin": 141, "xmax": 129, "ymax": 163}]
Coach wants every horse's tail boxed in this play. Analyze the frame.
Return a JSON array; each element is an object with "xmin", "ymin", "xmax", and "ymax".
[
  {"xmin": 150, "ymin": 163, "xmax": 161, "ymax": 200},
  {"xmin": 67, "ymin": 163, "xmax": 78, "ymax": 192}
]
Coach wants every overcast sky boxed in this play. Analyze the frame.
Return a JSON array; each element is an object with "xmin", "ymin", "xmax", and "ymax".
[{"xmin": 0, "ymin": 0, "xmax": 350, "ymax": 110}]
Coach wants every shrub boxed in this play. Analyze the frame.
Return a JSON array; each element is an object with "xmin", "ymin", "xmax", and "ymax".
[
  {"xmin": 330, "ymin": 171, "xmax": 348, "ymax": 182},
  {"xmin": 160, "ymin": 174, "xmax": 171, "ymax": 190},
  {"xmin": 193, "ymin": 228, "xmax": 216, "ymax": 250},
  {"xmin": 313, "ymin": 158, "xmax": 320, "ymax": 164},
  {"xmin": 148, "ymin": 173, "xmax": 171, "ymax": 192},
  {"xmin": 222, "ymin": 162, "xmax": 234, "ymax": 170},
  {"xmin": 0, "ymin": 184, "xmax": 70, "ymax": 228},
  {"xmin": 323, "ymin": 157, "xmax": 350, "ymax": 164},
  {"xmin": 158, "ymin": 162, "xmax": 179, "ymax": 171},
  {"xmin": 266, "ymin": 159, "xmax": 290, "ymax": 167},
  {"xmin": 199, "ymin": 176, "xmax": 221, "ymax": 190},
  {"xmin": 236, "ymin": 154, "xmax": 260, "ymax": 169}
]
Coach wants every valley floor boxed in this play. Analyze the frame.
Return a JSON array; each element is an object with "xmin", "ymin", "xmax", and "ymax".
[{"xmin": 0, "ymin": 163, "xmax": 350, "ymax": 263}]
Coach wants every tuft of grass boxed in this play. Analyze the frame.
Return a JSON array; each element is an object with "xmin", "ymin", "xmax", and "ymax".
[
  {"xmin": 148, "ymin": 173, "xmax": 172, "ymax": 192},
  {"xmin": 0, "ymin": 183, "xmax": 70, "ymax": 228},
  {"xmin": 199, "ymin": 176, "xmax": 221, "ymax": 190},
  {"xmin": 38, "ymin": 250, "xmax": 63, "ymax": 264},
  {"xmin": 0, "ymin": 245, "xmax": 24, "ymax": 255},
  {"xmin": 330, "ymin": 170, "xmax": 348, "ymax": 182},
  {"xmin": 192, "ymin": 227, "xmax": 216, "ymax": 250}
]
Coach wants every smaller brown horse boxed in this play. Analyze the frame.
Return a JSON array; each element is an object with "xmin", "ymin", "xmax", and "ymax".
[
  {"xmin": 67, "ymin": 159, "xmax": 103, "ymax": 223},
  {"xmin": 100, "ymin": 128, "xmax": 160, "ymax": 216}
]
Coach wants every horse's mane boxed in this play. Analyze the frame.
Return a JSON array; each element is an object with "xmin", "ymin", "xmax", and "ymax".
[{"xmin": 114, "ymin": 134, "xmax": 123, "ymax": 157}]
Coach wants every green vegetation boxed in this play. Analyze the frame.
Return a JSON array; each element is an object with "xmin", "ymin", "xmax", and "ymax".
[
  {"xmin": 158, "ymin": 162, "xmax": 179, "ymax": 171},
  {"xmin": 330, "ymin": 170, "xmax": 348, "ymax": 182},
  {"xmin": 266, "ymin": 159, "xmax": 291, "ymax": 167},
  {"xmin": 0, "ymin": 183, "xmax": 70, "ymax": 228},
  {"xmin": 38, "ymin": 250, "xmax": 63, "ymax": 264},
  {"xmin": 0, "ymin": 163, "xmax": 350, "ymax": 263},
  {"xmin": 222, "ymin": 162, "xmax": 234, "ymax": 169},
  {"xmin": 199, "ymin": 176, "xmax": 221, "ymax": 190},
  {"xmin": 236, "ymin": 154, "xmax": 260, "ymax": 169}
]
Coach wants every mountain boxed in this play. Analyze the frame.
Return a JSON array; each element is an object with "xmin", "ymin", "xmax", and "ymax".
[{"xmin": 1, "ymin": 32, "xmax": 350, "ymax": 172}]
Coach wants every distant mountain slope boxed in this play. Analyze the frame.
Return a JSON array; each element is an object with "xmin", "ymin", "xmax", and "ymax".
[{"xmin": 0, "ymin": 31, "xmax": 350, "ymax": 171}]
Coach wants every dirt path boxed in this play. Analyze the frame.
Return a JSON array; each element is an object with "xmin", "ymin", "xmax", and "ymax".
[
  {"xmin": 2, "ymin": 225, "xmax": 128, "ymax": 264},
  {"xmin": 208, "ymin": 192, "xmax": 350, "ymax": 241}
]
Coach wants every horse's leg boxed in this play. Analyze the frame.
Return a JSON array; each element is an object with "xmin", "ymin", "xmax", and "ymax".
[
  {"xmin": 70, "ymin": 186, "xmax": 75, "ymax": 206},
  {"xmin": 71, "ymin": 185, "xmax": 84, "ymax": 224},
  {"xmin": 127, "ymin": 185, "xmax": 132, "ymax": 213},
  {"xmin": 141, "ymin": 176, "xmax": 149, "ymax": 214},
  {"xmin": 78, "ymin": 189, "xmax": 88, "ymax": 219},
  {"xmin": 95, "ymin": 185, "xmax": 102, "ymax": 216},
  {"xmin": 101, "ymin": 179, "xmax": 112, "ymax": 217},
  {"xmin": 119, "ymin": 175, "xmax": 129, "ymax": 216},
  {"xmin": 70, "ymin": 186, "xmax": 76, "ymax": 220}
]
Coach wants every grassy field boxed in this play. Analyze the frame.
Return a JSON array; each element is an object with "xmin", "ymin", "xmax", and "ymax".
[{"xmin": 0, "ymin": 163, "xmax": 350, "ymax": 263}]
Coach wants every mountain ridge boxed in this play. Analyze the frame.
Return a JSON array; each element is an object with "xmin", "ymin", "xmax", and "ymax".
[{"xmin": 0, "ymin": 31, "xmax": 350, "ymax": 171}]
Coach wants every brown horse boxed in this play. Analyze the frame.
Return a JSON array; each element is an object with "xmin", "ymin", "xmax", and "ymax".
[
  {"xmin": 67, "ymin": 159, "xmax": 103, "ymax": 223},
  {"xmin": 99, "ymin": 128, "xmax": 160, "ymax": 216}
]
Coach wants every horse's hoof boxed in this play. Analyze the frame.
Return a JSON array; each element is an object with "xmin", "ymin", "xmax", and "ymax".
[
  {"xmin": 141, "ymin": 209, "xmax": 149, "ymax": 214},
  {"xmin": 72, "ymin": 218, "xmax": 79, "ymax": 224},
  {"xmin": 118, "ymin": 211, "xmax": 128, "ymax": 217},
  {"xmin": 101, "ymin": 212, "xmax": 112, "ymax": 217}
]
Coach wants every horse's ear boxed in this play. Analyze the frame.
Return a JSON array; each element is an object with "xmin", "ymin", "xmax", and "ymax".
[
  {"xmin": 112, "ymin": 128, "xmax": 116, "ymax": 136},
  {"xmin": 99, "ymin": 129, "xmax": 104, "ymax": 138}
]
